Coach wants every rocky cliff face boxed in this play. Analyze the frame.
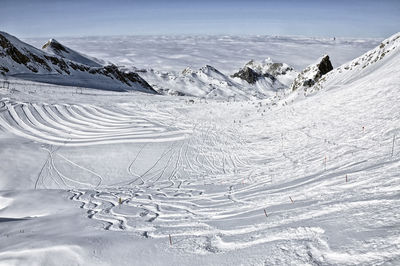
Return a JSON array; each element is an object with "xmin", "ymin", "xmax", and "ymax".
[
  {"xmin": 231, "ymin": 59, "xmax": 297, "ymax": 88},
  {"xmin": 318, "ymin": 55, "xmax": 334, "ymax": 76},
  {"xmin": 290, "ymin": 55, "xmax": 333, "ymax": 91},
  {"xmin": 231, "ymin": 67, "xmax": 261, "ymax": 84},
  {"xmin": 0, "ymin": 31, "xmax": 156, "ymax": 93}
]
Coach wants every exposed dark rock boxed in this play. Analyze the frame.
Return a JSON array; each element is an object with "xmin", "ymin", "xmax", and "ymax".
[
  {"xmin": 318, "ymin": 55, "xmax": 333, "ymax": 75},
  {"xmin": 68, "ymin": 61, "xmax": 90, "ymax": 71},
  {"xmin": 268, "ymin": 63, "xmax": 283, "ymax": 75},
  {"xmin": 68, "ymin": 61, "xmax": 90, "ymax": 72},
  {"xmin": 263, "ymin": 72, "xmax": 276, "ymax": 82},
  {"xmin": 44, "ymin": 55, "xmax": 70, "ymax": 74},
  {"xmin": 0, "ymin": 34, "xmax": 30, "ymax": 65},
  {"xmin": 102, "ymin": 64, "xmax": 156, "ymax": 92},
  {"xmin": 232, "ymin": 60, "xmax": 293, "ymax": 85},
  {"xmin": 42, "ymin": 39, "xmax": 69, "ymax": 53},
  {"xmin": 268, "ymin": 62, "xmax": 294, "ymax": 76},
  {"xmin": 29, "ymin": 52, "xmax": 51, "ymax": 71},
  {"xmin": 26, "ymin": 65, "xmax": 38, "ymax": 73},
  {"xmin": 0, "ymin": 66, "xmax": 9, "ymax": 73},
  {"xmin": 302, "ymin": 79, "xmax": 315, "ymax": 87},
  {"xmin": 231, "ymin": 67, "xmax": 261, "ymax": 84},
  {"xmin": 203, "ymin": 65, "xmax": 221, "ymax": 74},
  {"xmin": 291, "ymin": 55, "xmax": 333, "ymax": 91}
]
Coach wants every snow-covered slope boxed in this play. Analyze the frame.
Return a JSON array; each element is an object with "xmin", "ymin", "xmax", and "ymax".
[
  {"xmin": 0, "ymin": 33, "xmax": 399, "ymax": 265},
  {"xmin": 290, "ymin": 55, "xmax": 333, "ymax": 92},
  {"xmin": 294, "ymin": 32, "xmax": 400, "ymax": 96},
  {"xmin": 0, "ymin": 31, "xmax": 156, "ymax": 93},
  {"xmin": 139, "ymin": 59, "xmax": 297, "ymax": 99},
  {"xmin": 42, "ymin": 38, "xmax": 102, "ymax": 67}
]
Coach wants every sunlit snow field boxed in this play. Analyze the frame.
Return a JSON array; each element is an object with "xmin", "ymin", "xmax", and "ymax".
[{"xmin": 0, "ymin": 35, "xmax": 399, "ymax": 266}]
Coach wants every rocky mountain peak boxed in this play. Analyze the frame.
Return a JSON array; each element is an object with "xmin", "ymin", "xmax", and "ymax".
[
  {"xmin": 232, "ymin": 59, "xmax": 297, "ymax": 87},
  {"xmin": 0, "ymin": 31, "xmax": 156, "ymax": 93},
  {"xmin": 290, "ymin": 55, "xmax": 333, "ymax": 91},
  {"xmin": 231, "ymin": 66, "xmax": 260, "ymax": 84},
  {"xmin": 42, "ymin": 39, "xmax": 68, "ymax": 53},
  {"xmin": 318, "ymin": 55, "xmax": 333, "ymax": 75}
]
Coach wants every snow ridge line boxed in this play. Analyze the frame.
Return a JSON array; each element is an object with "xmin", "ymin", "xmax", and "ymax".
[{"xmin": 0, "ymin": 99, "xmax": 190, "ymax": 146}]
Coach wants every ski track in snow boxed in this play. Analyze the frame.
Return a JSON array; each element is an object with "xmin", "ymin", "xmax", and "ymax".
[
  {"xmin": 1, "ymin": 34, "xmax": 400, "ymax": 265},
  {"xmin": 0, "ymin": 99, "xmax": 190, "ymax": 147},
  {"xmin": 1, "ymin": 88, "xmax": 399, "ymax": 264}
]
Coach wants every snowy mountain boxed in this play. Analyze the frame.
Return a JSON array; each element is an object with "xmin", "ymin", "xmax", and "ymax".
[
  {"xmin": 138, "ymin": 59, "xmax": 297, "ymax": 100},
  {"xmin": 0, "ymin": 31, "xmax": 156, "ymax": 93},
  {"xmin": 0, "ymin": 32, "xmax": 399, "ymax": 265},
  {"xmin": 232, "ymin": 58, "xmax": 297, "ymax": 88},
  {"xmin": 290, "ymin": 55, "xmax": 333, "ymax": 92},
  {"xmin": 292, "ymin": 32, "xmax": 400, "ymax": 96},
  {"xmin": 42, "ymin": 38, "xmax": 102, "ymax": 67}
]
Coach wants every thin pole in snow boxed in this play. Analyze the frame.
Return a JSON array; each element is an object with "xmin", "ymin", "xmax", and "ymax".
[
  {"xmin": 346, "ymin": 174, "xmax": 348, "ymax": 183},
  {"xmin": 392, "ymin": 134, "xmax": 396, "ymax": 157},
  {"xmin": 264, "ymin": 209, "xmax": 268, "ymax": 217},
  {"xmin": 169, "ymin": 234, "xmax": 172, "ymax": 245},
  {"xmin": 289, "ymin": 196, "xmax": 294, "ymax": 203}
]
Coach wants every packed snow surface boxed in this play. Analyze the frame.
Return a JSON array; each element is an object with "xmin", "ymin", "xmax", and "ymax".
[{"xmin": 0, "ymin": 33, "xmax": 399, "ymax": 265}]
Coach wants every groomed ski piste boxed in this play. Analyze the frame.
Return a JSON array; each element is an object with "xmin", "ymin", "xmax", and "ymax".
[{"xmin": 0, "ymin": 33, "xmax": 399, "ymax": 266}]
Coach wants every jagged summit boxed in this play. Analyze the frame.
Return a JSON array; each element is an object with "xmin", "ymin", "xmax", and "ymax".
[
  {"xmin": 139, "ymin": 60, "xmax": 297, "ymax": 99},
  {"xmin": 41, "ymin": 38, "xmax": 101, "ymax": 67},
  {"xmin": 232, "ymin": 58, "xmax": 297, "ymax": 88},
  {"xmin": 231, "ymin": 66, "xmax": 260, "ymax": 84},
  {"xmin": 0, "ymin": 31, "xmax": 156, "ymax": 93},
  {"xmin": 317, "ymin": 55, "xmax": 333, "ymax": 76},
  {"xmin": 243, "ymin": 58, "xmax": 294, "ymax": 77},
  {"xmin": 42, "ymin": 39, "xmax": 67, "ymax": 52},
  {"xmin": 290, "ymin": 55, "xmax": 333, "ymax": 91}
]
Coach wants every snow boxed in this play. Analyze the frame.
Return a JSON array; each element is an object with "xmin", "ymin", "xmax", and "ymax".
[
  {"xmin": 21, "ymin": 34, "xmax": 380, "ymax": 99},
  {"xmin": 42, "ymin": 39, "xmax": 102, "ymax": 67},
  {"xmin": 0, "ymin": 32, "xmax": 155, "ymax": 94},
  {"xmin": 24, "ymin": 35, "xmax": 380, "ymax": 73},
  {"xmin": 138, "ymin": 62, "xmax": 294, "ymax": 99},
  {"xmin": 0, "ymin": 33, "xmax": 399, "ymax": 265}
]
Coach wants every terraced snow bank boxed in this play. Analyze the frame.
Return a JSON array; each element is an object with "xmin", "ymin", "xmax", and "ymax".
[{"xmin": 0, "ymin": 33, "xmax": 399, "ymax": 265}]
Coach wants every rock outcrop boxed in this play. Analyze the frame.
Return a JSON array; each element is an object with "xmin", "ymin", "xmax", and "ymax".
[
  {"xmin": 231, "ymin": 67, "xmax": 260, "ymax": 84},
  {"xmin": 290, "ymin": 55, "xmax": 333, "ymax": 91},
  {"xmin": 231, "ymin": 59, "xmax": 297, "ymax": 88}
]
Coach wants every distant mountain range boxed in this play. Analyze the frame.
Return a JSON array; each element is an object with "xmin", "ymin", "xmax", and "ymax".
[
  {"xmin": 1, "ymin": 31, "xmax": 399, "ymax": 100},
  {"xmin": 134, "ymin": 58, "xmax": 300, "ymax": 100}
]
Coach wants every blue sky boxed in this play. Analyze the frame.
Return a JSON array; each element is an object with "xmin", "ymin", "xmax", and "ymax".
[{"xmin": 1, "ymin": 0, "xmax": 399, "ymax": 38}]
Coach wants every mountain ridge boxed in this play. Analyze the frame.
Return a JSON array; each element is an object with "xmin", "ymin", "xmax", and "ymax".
[
  {"xmin": 42, "ymin": 38, "xmax": 102, "ymax": 67},
  {"xmin": 0, "ymin": 31, "xmax": 156, "ymax": 93}
]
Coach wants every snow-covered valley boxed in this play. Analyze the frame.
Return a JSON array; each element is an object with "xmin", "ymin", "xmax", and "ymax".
[{"xmin": 0, "ymin": 32, "xmax": 399, "ymax": 265}]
